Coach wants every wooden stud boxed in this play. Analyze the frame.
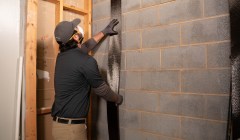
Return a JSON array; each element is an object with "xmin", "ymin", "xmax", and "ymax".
[
  {"xmin": 25, "ymin": 0, "xmax": 38, "ymax": 139},
  {"xmin": 54, "ymin": 0, "xmax": 63, "ymax": 56}
]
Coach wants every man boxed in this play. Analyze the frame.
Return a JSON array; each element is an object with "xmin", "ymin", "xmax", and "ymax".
[{"xmin": 51, "ymin": 18, "xmax": 123, "ymax": 140}]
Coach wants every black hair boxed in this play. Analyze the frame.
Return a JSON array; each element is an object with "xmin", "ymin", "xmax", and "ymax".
[{"xmin": 58, "ymin": 30, "xmax": 78, "ymax": 53}]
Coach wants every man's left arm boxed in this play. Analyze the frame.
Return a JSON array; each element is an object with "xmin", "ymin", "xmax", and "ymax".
[{"xmin": 81, "ymin": 19, "xmax": 119, "ymax": 53}]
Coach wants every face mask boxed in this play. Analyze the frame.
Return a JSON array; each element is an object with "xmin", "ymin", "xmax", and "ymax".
[
  {"xmin": 78, "ymin": 34, "xmax": 84, "ymax": 44},
  {"xmin": 75, "ymin": 25, "xmax": 84, "ymax": 44}
]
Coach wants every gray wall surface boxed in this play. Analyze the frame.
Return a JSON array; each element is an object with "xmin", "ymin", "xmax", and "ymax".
[
  {"xmin": 92, "ymin": 0, "xmax": 231, "ymax": 139},
  {"xmin": 0, "ymin": 0, "xmax": 23, "ymax": 139}
]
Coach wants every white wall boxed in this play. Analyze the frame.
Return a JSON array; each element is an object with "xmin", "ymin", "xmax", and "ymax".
[{"xmin": 0, "ymin": 0, "xmax": 23, "ymax": 139}]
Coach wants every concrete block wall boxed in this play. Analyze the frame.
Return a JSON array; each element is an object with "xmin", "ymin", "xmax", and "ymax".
[{"xmin": 92, "ymin": 0, "xmax": 230, "ymax": 139}]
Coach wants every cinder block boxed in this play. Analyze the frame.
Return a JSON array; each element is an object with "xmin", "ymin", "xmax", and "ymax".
[
  {"xmin": 125, "ymin": 90, "xmax": 159, "ymax": 112},
  {"xmin": 92, "ymin": 1, "xmax": 110, "ymax": 20},
  {"xmin": 141, "ymin": 113, "xmax": 180, "ymax": 137},
  {"xmin": 122, "ymin": 0, "xmax": 141, "ymax": 13},
  {"xmin": 159, "ymin": 0, "xmax": 203, "ymax": 24},
  {"xmin": 161, "ymin": 46, "xmax": 206, "ymax": 69},
  {"xmin": 181, "ymin": 117, "xmax": 226, "ymax": 140},
  {"xmin": 159, "ymin": 136, "xmax": 180, "ymax": 140},
  {"xmin": 142, "ymin": 25, "xmax": 180, "ymax": 48},
  {"xmin": 92, "ymin": 22, "xmax": 98, "ymax": 35},
  {"xmin": 207, "ymin": 42, "xmax": 231, "ymax": 68},
  {"xmin": 121, "ymin": 52, "xmax": 126, "ymax": 70},
  {"xmin": 123, "ymin": 11, "xmax": 141, "ymax": 31},
  {"xmin": 181, "ymin": 16, "xmax": 230, "ymax": 44},
  {"xmin": 96, "ymin": 54, "xmax": 108, "ymax": 72},
  {"xmin": 140, "ymin": 7, "xmax": 159, "ymax": 27},
  {"xmin": 92, "ymin": 37, "xmax": 109, "ymax": 54},
  {"xmin": 126, "ymin": 49, "xmax": 160, "ymax": 70},
  {"xmin": 97, "ymin": 18, "xmax": 110, "ymax": 31},
  {"xmin": 120, "ymin": 128, "xmax": 160, "ymax": 140},
  {"xmin": 122, "ymin": 31, "xmax": 141, "ymax": 50},
  {"xmin": 120, "ymin": 71, "xmax": 126, "ymax": 89},
  {"xmin": 124, "ymin": 71, "xmax": 141, "ymax": 89},
  {"xmin": 120, "ymin": 128, "xmax": 142, "ymax": 140},
  {"xmin": 92, "ymin": 0, "xmax": 108, "ymax": 4},
  {"xmin": 180, "ymin": 94, "xmax": 204, "ymax": 117},
  {"xmin": 141, "ymin": 132, "xmax": 160, "ymax": 140},
  {"xmin": 142, "ymin": 71, "xmax": 180, "ymax": 92},
  {"xmin": 142, "ymin": 0, "xmax": 174, "ymax": 8},
  {"xmin": 204, "ymin": 0, "xmax": 229, "ymax": 17},
  {"xmin": 119, "ymin": 89, "xmax": 125, "ymax": 106},
  {"xmin": 206, "ymin": 121, "xmax": 227, "ymax": 140},
  {"xmin": 92, "ymin": 19, "xmax": 110, "ymax": 54},
  {"xmin": 119, "ymin": 109, "xmax": 141, "ymax": 129},
  {"xmin": 181, "ymin": 69, "xmax": 230, "ymax": 94},
  {"xmin": 159, "ymin": 93, "xmax": 180, "ymax": 115},
  {"xmin": 204, "ymin": 95, "xmax": 229, "ymax": 121}
]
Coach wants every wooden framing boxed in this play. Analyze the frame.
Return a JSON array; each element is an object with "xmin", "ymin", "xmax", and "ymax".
[
  {"xmin": 25, "ymin": 0, "xmax": 92, "ymax": 139},
  {"xmin": 25, "ymin": 0, "xmax": 38, "ymax": 139},
  {"xmin": 63, "ymin": 4, "xmax": 88, "ymax": 15}
]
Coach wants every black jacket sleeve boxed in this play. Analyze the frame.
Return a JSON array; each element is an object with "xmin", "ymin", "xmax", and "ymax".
[
  {"xmin": 82, "ymin": 57, "xmax": 122, "ymax": 103},
  {"xmin": 80, "ymin": 38, "xmax": 98, "ymax": 54}
]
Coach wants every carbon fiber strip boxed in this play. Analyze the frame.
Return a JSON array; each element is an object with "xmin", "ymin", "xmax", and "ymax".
[
  {"xmin": 228, "ymin": 0, "xmax": 240, "ymax": 139},
  {"xmin": 107, "ymin": 0, "xmax": 122, "ymax": 140}
]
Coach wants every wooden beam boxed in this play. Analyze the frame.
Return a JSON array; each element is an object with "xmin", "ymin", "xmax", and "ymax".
[
  {"xmin": 55, "ymin": 0, "xmax": 63, "ymax": 23},
  {"xmin": 54, "ymin": 0, "xmax": 63, "ymax": 56},
  {"xmin": 84, "ymin": 1, "xmax": 92, "ymax": 40},
  {"xmin": 25, "ymin": 0, "xmax": 38, "ymax": 139},
  {"xmin": 37, "ymin": 107, "xmax": 51, "ymax": 115},
  {"xmin": 63, "ymin": 4, "xmax": 88, "ymax": 15},
  {"xmin": 42, "ymin": 0, "xmax": 58, "ymax": 4}
]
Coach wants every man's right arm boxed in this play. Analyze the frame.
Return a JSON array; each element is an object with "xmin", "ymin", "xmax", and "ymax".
[
  {"xmin": 80, "ymin": 19, "xmax": 119, "ymax": 53},
  {"xmin": 82, "ymin": 57, "xmax": 123, "ymax": 105},
  {"xmin": 93, "ymin": 82, "xmax": 123, "ymax": 105}
]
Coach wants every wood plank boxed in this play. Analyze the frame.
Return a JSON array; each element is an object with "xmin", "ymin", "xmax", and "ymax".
[
  {"xmin": 37, "ymin": 107, "xmax": 51, "ymax": 115},
  {"xmin": 63, "ymin": 4, "xmax": 88, "ymax": 15},
  {"xmin": 25, "ymin": 0, "xmax": 38, "ymax": 139},
  {"xmin": 55, "ymin": 0, "xmax": 63, "ymax": 25},
  {"xmin": 54, "ymin": 0, "xmax": 63, "ymax": 56},
  {"xmin": 43, "ymin": 0, "xmax": 58, "ymax": 4}
]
